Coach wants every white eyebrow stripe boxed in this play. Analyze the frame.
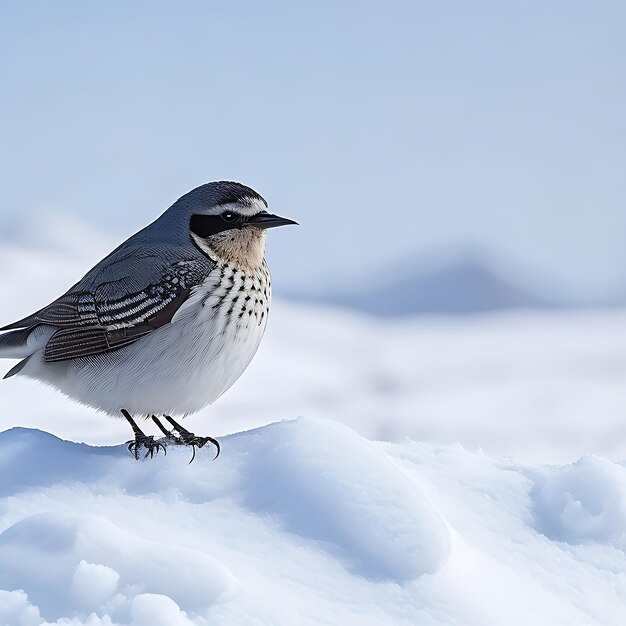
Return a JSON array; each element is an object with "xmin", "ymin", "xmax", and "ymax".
[{"xmin": 216, "ymin": 199, "xmax": 267, "ymax": 217}]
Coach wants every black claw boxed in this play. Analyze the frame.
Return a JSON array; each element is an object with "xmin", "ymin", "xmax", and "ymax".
[
  {"xmin": 204, "ymin": 436, "xmax": 221, "ymax": 460},
  {"xmin": 152, "ymin": 415, "xmax": 220, "ymax": 462},
  {"xmin": 125, "ymin": 434, "xmax": 166, "ymax": 460},
  {"xmin": 122, "ymin": 409, "xmax": 165, "ymax": 460}
]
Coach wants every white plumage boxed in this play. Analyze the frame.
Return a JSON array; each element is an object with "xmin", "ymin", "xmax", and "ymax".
[{"xmin": 20, "ymin": 260, "xmax": 271, "ymax": 416}]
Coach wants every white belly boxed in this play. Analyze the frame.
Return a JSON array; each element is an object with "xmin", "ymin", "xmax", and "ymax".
[{"xmin": 26, "ymin": 262, "xmax": 271, "ymax": 417}]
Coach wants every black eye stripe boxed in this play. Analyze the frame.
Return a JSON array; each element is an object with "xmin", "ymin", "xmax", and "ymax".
[{"xmin": 190, "ymin": 213, "xmax": 245, "ymax": 239}]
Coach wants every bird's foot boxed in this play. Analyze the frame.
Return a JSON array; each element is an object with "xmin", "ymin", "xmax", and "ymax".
[
  {"xmin": 126, "ymin": 433, "xmax": 166, "ymax": 460},
  {"xmin": 121, "ymin": 409, "xmax": 166, "ymax": 460},
  {"xmin": 152, "ymin": 415, "xmax": 220, "ymax": 463}
]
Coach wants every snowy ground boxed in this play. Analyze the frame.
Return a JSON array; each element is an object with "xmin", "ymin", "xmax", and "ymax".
[
  {"xmin": 2, "ymin": 419, "xmax": 626, "ymax": 625},
  {"xmin": 2, "ymin": 220, "xmax": 626, "ymax": 623}
]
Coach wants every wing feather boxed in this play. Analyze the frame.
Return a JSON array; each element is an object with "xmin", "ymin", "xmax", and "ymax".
[
  {"xmin": 0, "ymin": 246, "xmax": 215, "ymax": 362},
  {"xmin": 43, "ymin": 327, "xmax": 151, "ymax": 362}
]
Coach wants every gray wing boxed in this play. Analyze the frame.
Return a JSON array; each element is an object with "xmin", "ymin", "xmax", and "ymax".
[{"xmin": 1, "ymin": 242, "xmax": 215, "ymax": 362}]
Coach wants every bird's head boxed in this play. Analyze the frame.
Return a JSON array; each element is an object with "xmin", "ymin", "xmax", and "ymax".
[{"xmin": 176, "ymin": 181, "xmax": 297, "ymax": 270}]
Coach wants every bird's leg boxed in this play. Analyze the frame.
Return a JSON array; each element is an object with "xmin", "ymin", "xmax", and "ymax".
[
  {"xmin": 152, "ymin": 415, "xmax": 182, "ymax": 443},
  {"xmin": 151, "ymin": 415, "xmax": 220, "ymax": 463},
  {"xmin": 122, "ymin": 409, "xmax": 166, "ymax": 460}
]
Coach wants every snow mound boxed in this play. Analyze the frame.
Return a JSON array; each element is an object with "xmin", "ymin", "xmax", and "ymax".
[
  {"xmin": 0, "ymin": 512, "xmax": 234, "ymax": 620},
  {"xmin": 234, "ymin": 419, "xmax": 450, "ymax": 580},
  {"xmin": 531, "ymin": 455, "xmax": 626, "ymax": 546},
  {"xmin": 0, "ymin": 428, "xmax": 117, "ymax": 497},
  {"xmin": 130, "ymin": 594, "xmax": 195, "ymax": 626},
  {"xmin": 0, "ymin": 590, "xmax": 42, "ymax": 626},
  {"xmin": 1, "ymin": 420, "xmax": 626, "ymax": 625}
]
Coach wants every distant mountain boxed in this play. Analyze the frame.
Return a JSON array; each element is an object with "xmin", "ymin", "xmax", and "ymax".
[{"xmin": 288, "ymin": 255, "xmax": 560, "ymax": 316}]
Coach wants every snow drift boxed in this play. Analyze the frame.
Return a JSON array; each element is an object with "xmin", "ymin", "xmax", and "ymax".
[{"xmin": 0, "ymin": 419, "xmax": 625, "ymax": 625}]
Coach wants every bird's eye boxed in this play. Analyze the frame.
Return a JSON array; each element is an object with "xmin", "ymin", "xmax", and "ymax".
[{"xmin": 221, "ymin": 212, "xmax": 238, "ymax": 223}]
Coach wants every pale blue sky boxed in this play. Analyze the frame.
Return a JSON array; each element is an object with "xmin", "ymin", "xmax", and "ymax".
[{"xmin": 1, "ymin": 1, "xmax": 625, "ymax": 297}]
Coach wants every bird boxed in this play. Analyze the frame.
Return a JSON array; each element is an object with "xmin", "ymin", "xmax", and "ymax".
[{"xmin": 0, "ymin": 181, "xmax": 297, "ymax": 460}]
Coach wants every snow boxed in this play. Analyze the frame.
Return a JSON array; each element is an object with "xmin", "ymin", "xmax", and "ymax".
[
  {"xmin": 2, "ymin": 223, "xmax": 626, "ymax": 623},
  {"xmin": 531, "ymin": 456, "xmax": 626, "ymax": 546},
  {"xmin": 1, "ymin": 420, "xmax": 626, "ymax": 625}
]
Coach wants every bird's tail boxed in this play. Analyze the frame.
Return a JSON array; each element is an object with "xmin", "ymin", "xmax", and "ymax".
[
  {"xmin": 0, "ymin": 325, "xmax": 54, "ymax": 378},
  {"xmin": 0, "ymin": 327, "xmax": 35, "ymax": 359}
]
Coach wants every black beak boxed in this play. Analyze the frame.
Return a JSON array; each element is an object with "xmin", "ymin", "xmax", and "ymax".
[{"xmin": 248, "ymin": 212, "xmax": 299, "ymax": 229}]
